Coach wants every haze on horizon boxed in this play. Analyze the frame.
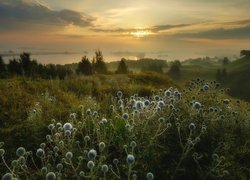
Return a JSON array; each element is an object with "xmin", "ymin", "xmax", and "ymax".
[{"xmin": 0, "ymin": 0, "xmax": 250, "ymax": 63}]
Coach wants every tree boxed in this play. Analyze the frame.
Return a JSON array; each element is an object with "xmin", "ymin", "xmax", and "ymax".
[
  {"xmin": 168, "ymin": 60, "xmax": 181, "ymax": 80},
  {"xmin": 77, "ymin": 56, "xmax": 93, "ymax": 75},
  {"xmin": 116, "ymin": 58, "xmax": 128, "ymax": 74},
  {"xmin": 92, "ymin": 50, "xmax": 108, "ymax": 74},
  {"xmin": 240, "ymin": 50, "xmax": 250, "ymax": 58},
  {"xmin": 222, "ymin": 57, "xmax": 230, "ymax": 66},
  {"xmin": 0, "ymin": 56, "xmax": 6, "ymax": 73},
  {"xmin": 19, "ymin": 52, "xmax": 32, "ymax": 76},
  {"xmin": 8, "ymin": 58, "xmax": 22, "ymax": 75}
]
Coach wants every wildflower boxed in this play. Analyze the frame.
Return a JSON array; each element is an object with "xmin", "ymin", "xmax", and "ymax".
[
  {"xmin": 86, "ymin": 108, "xmax": 92, "ymax": 115},
  {"xmin": 212, "ymin": 153, "xmax": 219, "ymax": 160},
  {"xmin": 56, "ymin": 122, "xmax": 62, "ymax": 127},
  {"xmin": 48, "ymin": 124, "xmax": 54, "ymax": 130},
  {"xmin": 46, "ymin": 172, "xmax": 56, "ymax": 180},
  {"xmin": 40, "ymin": 143, "xmax": 46, "ymax": 149},
  {"xmin": 122, "ymin": 113, "xmax": 129, "ymax": 120},
  {"xmin": 65, "ymin": 152, "xmax": 73, "ymax": 160},
  {"xmin": 64, "ymin": 130, "xmax": 71, "ymax": 136},
  {"xmin": 127, "ymin": 154, "xmax": 135, "ymax": 164},
  {"xmin": 113, "ymin": 158, "xmax": 119, "ymax": 165},
  {"xmin": 125, "ymin": 124, "xmax": 130, "ymax": 129},
  {"xmin": 56, "ymin": 163, "xmax": 63, "ymax": 171},
  {"xmin": 11, "ymin": 160, "xmax": 18, "ymax": 167},
  {"xmin": 99, "ymin": 142, "xmax": 106, "ymax": 152},
  {"xmin": 101, "ymin": 164, "xmax": 109, "ymax": 173},
  {"xmin": 100, "ymin": 118, "xmax": 108, "ymax": 125},
  {"xmin": 2, "ymin": 173, "xmax": 13, "ymax": 180},
  {"xmin": 223, "ymin": 99, "xmax": 230, "ymax": 105},
  {"xmin": 16, "ymin": 147, "xmax": 26, "ymax": 157},
  {"xmin": 36, "ymin": 148, "xmax": 45, "ymax": 158},
  {"xmin": 69, "ymin": 113, "xmax": 76, "ymax": 119},
  {"xmin": 63, "ymin": 123, "xmax": 73, "ymax": 131},
  {"xmin": 158, "ymin": 117, "xmax": 165, "ymax": 123},
  {"xmin": 193, "ymin": 102, "xmax": 201, "ymax": 109},
  {"xmin": 117, "ymin": 91, "xmax": 123, "ymax": 98},
  {"xmin": 146, "ymin": 172, "xmax": 154, "ymax": 180},
  {"xmin": 154, "ymin": 95, "xmax": 160, "ymax": 101},
  {"xmin": 53, "ymin": 146, "xmax": 59, "ymax": 152},
  {"xmin": 84, "ymin": 136, "xmax": 90, "ymax": 142},
  {"xmin": 157, "ymin": 101, "xmax": 165, "ymax": 108},
  {"xmin": 88, "ymin": 149, "xmax": 97, "ymax": 159},
  {"xmin": 79, "ymin": 171, "xmax": 85, "ymax": 177},
  {"xmin": 203, "ymin": 84, "xmax": 209, "ymax": 91},
  {"xmin": 87, "ymin": 161, "xmax": 95, "ymax": 169},
  {"xmin": 165, "ymin": 90, "xmax": 171, "ymax": 97},
  {"xmin": 144, "ymin": 99, "xmax": 150, "ymax": 106},
  {"xmin": 132, "ymin": 174, "xmax": 137, "ymax": 180},
  {"xmin": 189, "ymin": 123, "xmax": 196, "ymax": 131},
  {"xmin": 41, "ymin": 167, "xmax": 47, "ymax": 174},
  {"xmin": 130, "ymin": 141, "xmax": 137, "ymax": 148},
  {"xmin": 134, "ymin": 101, "xmax": 144, "ymax": 110},
  {"xmin": 223, "ymin": 170, "xmax": 230, "ymax": 176}
]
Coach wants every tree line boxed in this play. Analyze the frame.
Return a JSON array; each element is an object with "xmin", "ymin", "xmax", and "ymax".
[
  {"xmin": 0, "ymin": 53, "xmax": 72, "ymax": 79},
  {"xmin": 0, "ymin": 50, "xmax": 130, "ymax": 79},
  {"xmin": 0, "ymin": 50, "xmax": 181, "ymax": 80}
]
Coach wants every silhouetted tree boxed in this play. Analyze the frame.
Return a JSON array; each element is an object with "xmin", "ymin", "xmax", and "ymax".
[
  {"xmin": 116, "ymin": 58, "xmax": 128, "ymax": 74},
  {"xmin": 19, "ymin": 52, "xmax": 32, "ymax": 76},
  {"xmin": 0, "ymin": 56, "xmax": 6, "ymax": 73},
  {"xmin": 222, "ymin": 57, "xmax": 230, "ymax": 66},
  {"xmin": 92, "ymin": 50, "xmax": 108, "ymax": 74},
  {"xmin": 56, "ymin": 65, "xmax": 71, "ymax": 79},
  {"xmin": 240, "ymin": 50, "xmax": 250, "ymax": 58},
  {"xmin": 46, "ymin": 64, "xmax": 57, "ymax": 79},
  {"xmin": 77, "ymin": 56, "xmax": 93, "ymax": 75},
  {"xmin": 168, "ymin": 60, "xmax": 181, "ymax": 80},
  {"xmin": 8, "ymin": 58, "xmax": 22, "ymax": 75}
]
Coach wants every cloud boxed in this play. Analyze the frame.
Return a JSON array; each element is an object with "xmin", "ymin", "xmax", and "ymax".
[
  {"xmin": 219, "ymin": 19, "xmax": 250, "ymax": 26},
  {"xmin": 91, "ymin": 27, "xmax": 135, "ymax": 33},
  {"xmin": 0, "ymin": 0, "xmax": 95, "ymax": 31},
  {"xmin": 151, "ymin": 24, "xmax": 192, "ymax": 32},
  {"xmin": 176, "ymin": 26, "xmax": 250, "ymax": 39},
  {"xmin": 91, "ymin": 23, "xmax": 193, "ymax": 34}
]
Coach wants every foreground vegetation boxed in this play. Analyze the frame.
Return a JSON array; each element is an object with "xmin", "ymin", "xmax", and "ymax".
[{"xmin": 0, "ymin": 75, "xmax": 250, "ymax": 179}]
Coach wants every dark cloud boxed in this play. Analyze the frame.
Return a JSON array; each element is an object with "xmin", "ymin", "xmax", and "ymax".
[
  {"xmin": 151, "ymin": 24, "xmax": 192, "ymax": 32},
  {"xmin": 0, "ymin": 0, "xmax": 95, "ymax": 31},
  {"xmin": 219, "ymin": 19, "xmax": 250, "ymax": 26},
  {"xmin": 176, "ymin": 26, "xmax": 250, "ymax": 39},
  {"xmin": 91, "ymin": 23, "xmax": 192, "ymax": 34},
  {"xmin": 91, "ymin": 27, "xmax": 135, "ymax": 33}
]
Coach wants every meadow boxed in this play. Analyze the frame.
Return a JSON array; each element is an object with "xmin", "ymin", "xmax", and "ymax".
[{"xmin": 0, "ymin": 71, "xmax": 250, "ymax": 179}]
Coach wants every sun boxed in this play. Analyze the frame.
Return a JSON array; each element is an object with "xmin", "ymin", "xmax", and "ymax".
[{"xmin": 130, "ymin": 30, "xmax": 152, "ymax": 38}]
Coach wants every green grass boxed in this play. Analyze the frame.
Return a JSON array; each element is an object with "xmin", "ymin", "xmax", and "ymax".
[{"xmin": 0, "ymin": 74, "xmax": 250, "ymax": 179}]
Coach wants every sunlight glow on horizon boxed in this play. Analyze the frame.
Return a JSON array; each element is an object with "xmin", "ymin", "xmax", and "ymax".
[{"xmin": 0, "ymin": 0, "xmax": 249, "ymax": 62}]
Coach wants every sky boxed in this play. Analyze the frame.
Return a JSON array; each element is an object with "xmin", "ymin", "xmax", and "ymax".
[{"xmin": 0, "ymin": 0, "xmax": 250, "ymax": 63}]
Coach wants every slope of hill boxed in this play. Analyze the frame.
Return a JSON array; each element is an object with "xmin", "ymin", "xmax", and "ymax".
[
  {"xmin": 107, "ymin": 58, "xmax": 168, "ymax": 72},
  {"xmin": 225, "ymin": 56, "xmax": 250, "ymax": 101}
]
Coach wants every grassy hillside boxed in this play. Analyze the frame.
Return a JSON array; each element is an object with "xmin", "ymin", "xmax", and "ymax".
[
  {"xmin": 223, "ymin": 56, "xmax": 250, "ymax": 101},
  {"xmin": 1, "ymin": 76, "xmax": 250, "ymax": 179}
]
